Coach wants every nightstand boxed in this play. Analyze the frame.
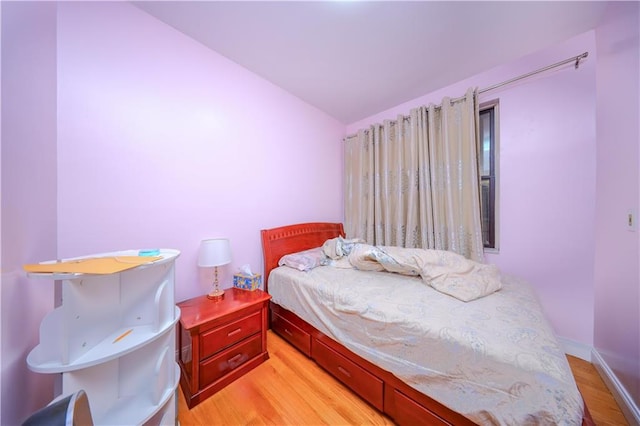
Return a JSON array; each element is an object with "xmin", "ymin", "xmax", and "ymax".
[{"xmin": 177, "ymin": 288, "xmax": 271, "ymax": 408}]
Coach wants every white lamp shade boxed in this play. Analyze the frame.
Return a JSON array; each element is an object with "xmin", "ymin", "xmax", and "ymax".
[{"xmin": 198, "ymin": 238, "xmax": 232, "ymax": 267}]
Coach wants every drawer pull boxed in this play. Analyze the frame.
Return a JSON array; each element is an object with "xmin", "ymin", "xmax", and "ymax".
[
  {"xmin": 337, "ymin": 366, "xmax": 351, "ymax": 378},
  {"xmin": 227, "ymin": 328, "xmax": 242, "ymax": 337},
  {"xmin": 228, "ymin": 353, "xmax": 245, "ymax": 368},
  {"xmin": 284, "ymin": 329, "xmax": 293, "ymax": 337}
]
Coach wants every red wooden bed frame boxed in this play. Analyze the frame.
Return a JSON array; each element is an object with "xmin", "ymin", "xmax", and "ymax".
[{"xmin": 261, "ymin": 222, "xmax": 593, "ymax": 425}]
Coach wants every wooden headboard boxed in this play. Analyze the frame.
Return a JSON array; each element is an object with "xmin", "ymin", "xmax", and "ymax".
[{"xmin": 260, "ymin": 222, "xmax": 344, "ymax": 294}]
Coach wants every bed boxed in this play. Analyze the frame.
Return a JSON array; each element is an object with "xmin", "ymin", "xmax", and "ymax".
[{"xmin": 261, "ymin": 222, "xmax": 593, "ymax": 425}]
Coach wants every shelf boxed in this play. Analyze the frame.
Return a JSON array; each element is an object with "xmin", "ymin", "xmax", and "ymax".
[
  {"xmin": 27, "ymin": 248, "xmax": 180, "ymax": 425},
  {"xmin": 61, "ymin": 331, "xmax": 179, "ymax": 424},
  {"xmin": 27, "ymin": 251, "xmax": 179, "ymax": 372},
  {"xmin": 27, "ymin": 307, "xmax": 180, "ymax": 373},
  {"xmin": 94, "ymin": 364, "xmax": 179, "ymax": 426},
  {"xmin": 26, "ymin": 249, "xmax": 180, "ymax": 280}
]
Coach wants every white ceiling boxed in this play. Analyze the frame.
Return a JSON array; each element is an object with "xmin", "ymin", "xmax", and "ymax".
[{"xmin": 133, "ymin": 1, "xmax": 609, "ymax": 124}]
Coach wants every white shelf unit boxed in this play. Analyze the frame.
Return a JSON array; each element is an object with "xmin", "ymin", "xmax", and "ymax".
[{"xmin": 27, "ymin": 249, "xmax": 181, "ymax": 426}]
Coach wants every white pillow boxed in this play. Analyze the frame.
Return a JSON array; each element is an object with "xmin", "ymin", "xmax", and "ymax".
[{"xmin": 278, "ymin": 247, "xmax": 328, "ymax": 271}]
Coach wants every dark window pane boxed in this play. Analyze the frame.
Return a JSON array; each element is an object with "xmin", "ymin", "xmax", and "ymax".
[{"xmin": 479, "ymin": 104, "xmax": 496, "ymax": 249}]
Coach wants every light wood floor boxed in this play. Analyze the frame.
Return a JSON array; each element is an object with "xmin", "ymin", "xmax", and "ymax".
[
  {"xmin": 178, "ymin": 330, "xmax": 629, "ymax": 425},
  {"xmin": 567, "ymin": 355, "xmax": 629, "ymax": 426}
]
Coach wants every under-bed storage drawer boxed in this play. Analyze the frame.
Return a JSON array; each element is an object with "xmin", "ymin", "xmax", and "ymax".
[
  {"xmin": 271, "ymin": 310, "xmax": 311, "ymax": 357},
  {"xmin": 392, "ymin": 389, "xmax": 451, "ymax": 426},
  {"xmin": 312, "ymin": 338, "xmax": 384, "ymax": 411}
]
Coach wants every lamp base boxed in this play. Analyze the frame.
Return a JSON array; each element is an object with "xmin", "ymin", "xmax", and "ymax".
[{"xmin": 207, "ymin": 288, "xmax": 225, "ymax": 301}]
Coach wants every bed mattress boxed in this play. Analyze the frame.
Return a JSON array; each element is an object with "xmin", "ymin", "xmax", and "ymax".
[{"xmin": 268, "ymin": 265, "xmax": 584, "ymax": 425}]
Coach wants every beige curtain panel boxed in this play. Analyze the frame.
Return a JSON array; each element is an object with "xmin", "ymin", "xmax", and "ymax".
[{"xmin": 344, "ymin": 88, "xmax": 484, "ymax": 262}]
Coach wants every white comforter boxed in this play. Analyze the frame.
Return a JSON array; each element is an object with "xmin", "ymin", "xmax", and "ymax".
[
  {"xmin": 268, "ymin": 265, "xmax": 583, "ymax": 425},
  {"xmin": 324, "ymin": 239, "xmax": 503, "ymax": 301}
]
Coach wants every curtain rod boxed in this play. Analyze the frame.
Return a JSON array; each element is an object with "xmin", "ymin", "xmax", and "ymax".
[
  {"xmin": 345, "ymin": 51, "xmax": 589, "ymax": 140},
  {"xmin": 479, "ymin": 51, "xmax": 588, "ymax": 94}
]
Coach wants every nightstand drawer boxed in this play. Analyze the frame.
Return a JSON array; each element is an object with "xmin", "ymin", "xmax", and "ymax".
[
  {"xmin": 199, "ymin": 334, "xmax": 262, "ymax": 388},
  {"xmin": 200, "ymin": 311, "xmax": 261, "ymax": 359},
  {"xmin": 313, "ymin": 338, "xmax": 384, "ymax": 411}
]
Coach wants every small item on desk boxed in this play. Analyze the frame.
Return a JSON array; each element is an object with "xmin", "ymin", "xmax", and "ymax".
[
  {"xmin": 113, "ymin": 329, "xmax": 133, "ymax": 343},
  {"xmin": 138, "ymin": 249, "xmax": 161, "ymax": 257},
  {"xmin": 233, "ymin": 264, "xmax": 261, "ymax": 291}
]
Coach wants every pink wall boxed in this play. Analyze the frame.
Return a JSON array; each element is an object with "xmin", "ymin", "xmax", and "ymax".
[
  {"xmin": 348, "ymin": 31, "xmax": 597, "ymax": 348},
  {"xmin": 5, "ymin": 0, "xmax": 636, "ymax": 421},
  {"xmin": 56, "ymin": 2, "xmax": 345, "ymax": 303},
  {"xmin": 594, "ymin": 1, "xmax": 640, "ymax": 409},
  {"xmin": 0, "ymin": 3, "xmax": 57, "ymax": 424}
]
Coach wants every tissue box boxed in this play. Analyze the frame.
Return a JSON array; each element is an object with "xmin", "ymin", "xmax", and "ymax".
[{"xmin": 233, "ymin": 273, "xmax": 262, "ymax": 291}]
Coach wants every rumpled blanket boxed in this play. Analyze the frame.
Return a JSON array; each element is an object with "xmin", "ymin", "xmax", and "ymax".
[{"xmin": 322, "ymin": 237, "xmax": 502, "ymax": 302}]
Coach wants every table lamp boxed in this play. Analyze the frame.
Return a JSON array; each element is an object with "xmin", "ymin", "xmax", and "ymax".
[{"xmin": 198, "ymin": 238, "xmax": 232, "ymax": 301}]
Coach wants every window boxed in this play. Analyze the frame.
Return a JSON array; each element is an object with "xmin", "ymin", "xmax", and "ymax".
[{"xmin": 479, "ymin": 101, "xmax": 498, "ymax": 250}]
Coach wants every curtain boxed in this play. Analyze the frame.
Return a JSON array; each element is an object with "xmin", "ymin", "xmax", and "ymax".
[{"xmin": 344, "ymin": 88, "xmax": 484, "ymax": 262}]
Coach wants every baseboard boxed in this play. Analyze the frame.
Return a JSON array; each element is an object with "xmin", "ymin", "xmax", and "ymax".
[
  {"xmin": 591, "ymin": 349, "xmax": 640, "ymax": 426},
  {"xmin": 558, "ymin": 336, "xmax": 592, "ymax": 361}
]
